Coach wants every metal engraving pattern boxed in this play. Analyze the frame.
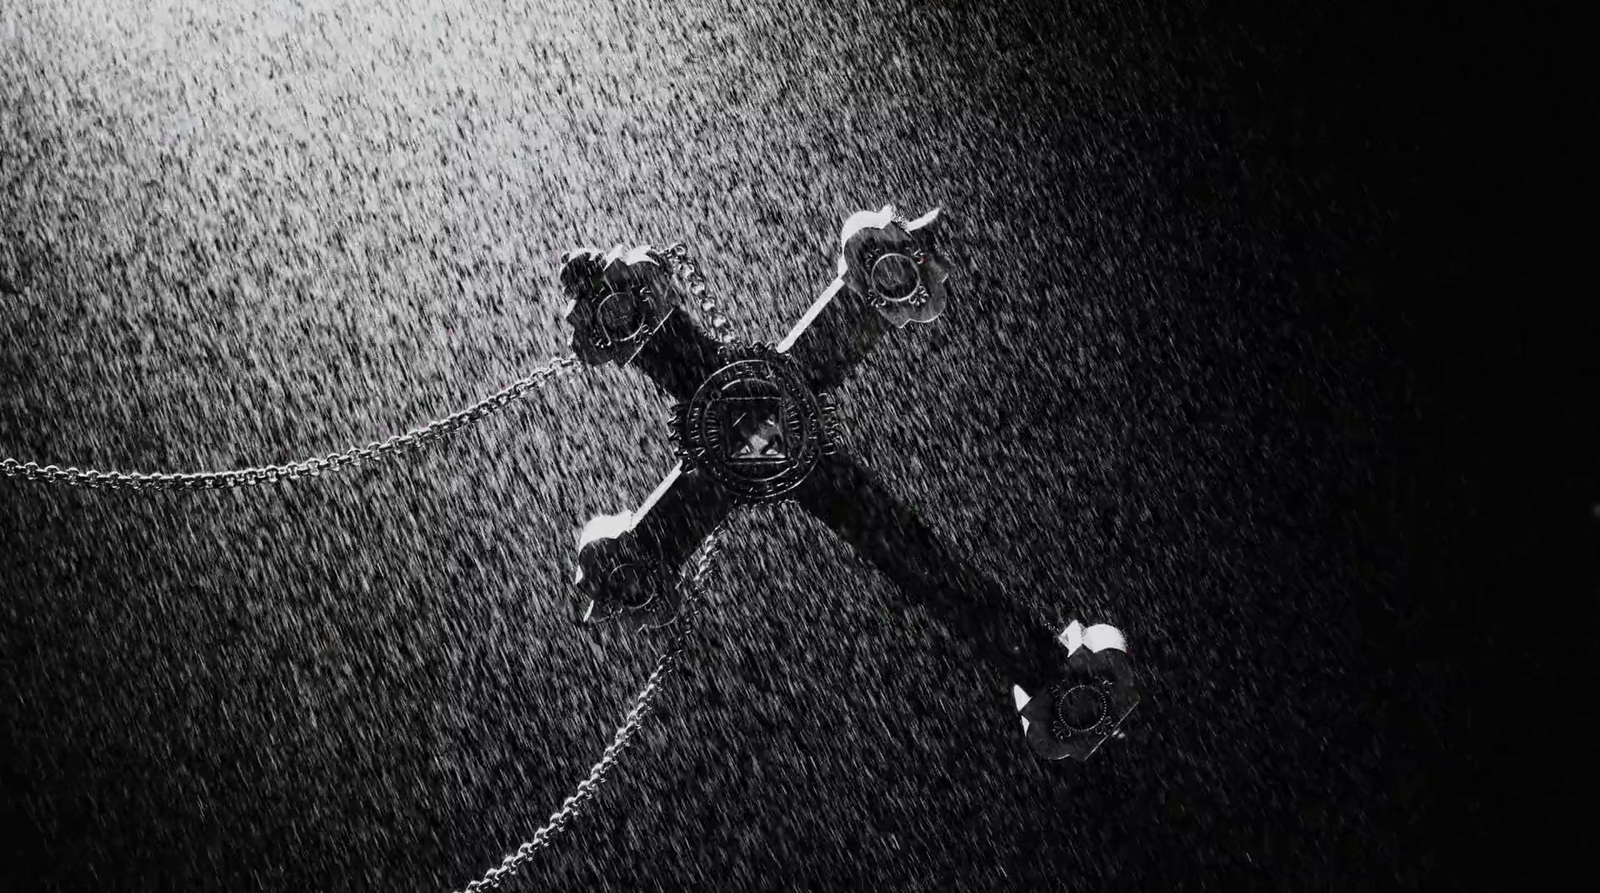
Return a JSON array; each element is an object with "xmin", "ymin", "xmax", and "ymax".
[{"xmin": 671, "ymin": 344, "xmax": 835, "ymax": 502}]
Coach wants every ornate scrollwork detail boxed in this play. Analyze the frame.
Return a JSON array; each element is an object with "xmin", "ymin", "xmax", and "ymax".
[
  {"xmin": 559, "ymin": 245, "xmax": 679, "ymax": 366},
  {"xmin": 838, "ymin": 205, "xmax": 951, "ymax": 327}
]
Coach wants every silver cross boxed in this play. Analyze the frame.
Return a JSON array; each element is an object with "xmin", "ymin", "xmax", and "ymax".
[{"xmin": 558, "ymin": 206, "xmax": 1137, "ymax": 761}]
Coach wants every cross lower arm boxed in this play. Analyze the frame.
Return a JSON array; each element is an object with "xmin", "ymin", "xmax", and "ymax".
[{"xmin": 793, "ymin": 452, "xmax": 1063, "ymax": 689}]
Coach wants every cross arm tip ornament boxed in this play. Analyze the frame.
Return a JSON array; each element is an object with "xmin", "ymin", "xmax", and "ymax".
[
  {"xmin": 556, "ymin": 204, "xmax": 1144, "ymax": 765},
  {"xmin": 573, "ymin": 510, "xmax": 682, "ymax": 631},
  {"xmin": 837, "ymin": 204, "xmax": 951, "ymax": 328},
  {"xmin": 1014, "ymin": 621, "xmax": 1140, "ymax": 761},
  {"xmin": 573, "ymin": 464, "xmax": 734, "ymax": 632},
  {"xmin": 775, "ymin": 203, "xmax": 953, "ymax": 392},
  {"xmin": 559, "ymin": 244, "xmax": 680, "ymax": 367}
]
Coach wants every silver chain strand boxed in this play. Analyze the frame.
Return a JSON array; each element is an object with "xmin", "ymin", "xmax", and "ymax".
[
  {"xmin": 661, "ymin": 243, "xmax": 731, "ymax": 344},
  {"xmin": 2, "ymin": 248, "xmax": 709, "ymax": 493},
  {"xmin": 458, "ymin": 526, "xmax": 727, "ymax": 893},
  {"xmin": 0, "ymin": 354, "xmax": 583, "ymax": 491}
]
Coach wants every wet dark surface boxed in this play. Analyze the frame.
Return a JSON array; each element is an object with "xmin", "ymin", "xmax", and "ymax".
[{"xmin": 0, "ymin": 0, "xmax": 1567, "ymax": 889}]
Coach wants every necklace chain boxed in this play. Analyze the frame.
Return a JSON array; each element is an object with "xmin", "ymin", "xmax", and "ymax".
[
  {"xmin": 5, "ymin": 245, "xmax": 732, "ymax": 888},
  {"xmin": 0, "ymin": 354, "xmax": 583, "ymax": 491},
  {"xmin": 459, "ymin": 525, "xmax": 726, "ymax": 893},
  {"xmin": 662, "ymin": 242, "xmax": 731, "ymax": 344},
  {"xmin": 4, "ymin": 243, "xmax": 718, "ymax": 492}
]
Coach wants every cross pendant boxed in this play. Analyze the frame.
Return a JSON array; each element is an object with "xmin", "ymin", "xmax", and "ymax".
[{"xmin": 558, "ymin": 206, "xmax": 1137, "ymax": 761}]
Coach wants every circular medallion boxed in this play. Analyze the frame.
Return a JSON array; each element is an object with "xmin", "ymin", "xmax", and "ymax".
[
  {"xmin": 1050, "ymin": 682, "xmax": 1111, "ymax": 737},
  {"xmin": 675, "ymin": 346, "xmax": 830, "ymax": 502},
  {"xmin": 605, "ymin": 561, "xmax": 660, "ymax": 611},
  {"xmin": 870, "ymin": 252, "xmax": 921, "ymax": 303},
  {"xmin": 595, "ymin": 287, "xmax": 651, "ymax": 346},
  {"xmin": 861, "ymin": 245, "xmax": 931, "ymax": 311}
]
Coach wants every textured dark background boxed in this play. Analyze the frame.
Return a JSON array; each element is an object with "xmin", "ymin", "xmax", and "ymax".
[{"xmin": 0, "ymin": 0, "xmax": 1579, "ymax": 890}]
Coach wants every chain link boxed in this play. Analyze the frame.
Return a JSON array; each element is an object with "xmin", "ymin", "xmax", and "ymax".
[
  {"xmin": 0, "ymin": 355, "xmax": 583, "ymax": 491},
  {"xmin": 661, "ymin": 243, "xmax": 731, "ymax": 344},
  {"xmin": 458, "ymin": 526, "xmax": 727, "ymax": 893}
]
